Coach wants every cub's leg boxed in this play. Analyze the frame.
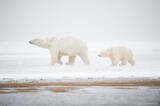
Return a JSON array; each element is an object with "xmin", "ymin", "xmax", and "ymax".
[
  {"xmin": 111, "ymin": 57, "xmax": 120, "ymax": 66},
  {"xmin": 128, "ymin": 58, "xmax": 135, "ymax": 66},
  {"xmin": 121, "ymin": 58, "xmax": 127, "ymax": 65}
]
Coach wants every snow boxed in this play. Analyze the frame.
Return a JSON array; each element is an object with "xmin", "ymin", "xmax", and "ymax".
[{"xmin": 0, "ymin": 41, "xmax": 160, "ymax": 83}]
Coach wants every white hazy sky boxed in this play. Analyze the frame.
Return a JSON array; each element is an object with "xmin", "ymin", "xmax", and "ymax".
[{"xmin": 0, "ymin": 0, "xmax": 160, "ymax": 42}]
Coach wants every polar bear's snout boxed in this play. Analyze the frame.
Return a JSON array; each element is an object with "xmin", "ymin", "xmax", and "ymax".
[
  {"xmin": 29, "ymin": 41, "xmax": 33, "ymax": 44},
  {"xmin": 98, "ymin": 54, "xmax": 101, "ymax": 57}
]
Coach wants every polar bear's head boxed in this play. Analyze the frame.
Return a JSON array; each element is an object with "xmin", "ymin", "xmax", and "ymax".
[
  {"xmin": 29, "ymin": 37, "xmax": 55, "ymax": 48},
  {"xmin": 98, "ymin": 49, "xmax": 111, "ymax": 57}
]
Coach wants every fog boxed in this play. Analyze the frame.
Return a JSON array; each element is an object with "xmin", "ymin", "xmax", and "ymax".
[{"xmin": 0, "ymin": 0, "xmax": 160, "ymax": 42}]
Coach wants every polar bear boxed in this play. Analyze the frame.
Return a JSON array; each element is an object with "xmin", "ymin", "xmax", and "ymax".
[
  {"xmin": 98, "ymin": 46, "xmax": 135, "ymax": 66},
  {"xmin": 29, "ymin": 36, "xmax": 90, "ymax": 65}
]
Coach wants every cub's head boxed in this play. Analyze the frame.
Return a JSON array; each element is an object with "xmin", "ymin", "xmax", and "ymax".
[
  {"xmin": 29, "ymin": 37, "xmax": 55, "ymax": 48},
  {"xmin": 98, "ymin": 49, "xmax": 111, "ymax": 57}
]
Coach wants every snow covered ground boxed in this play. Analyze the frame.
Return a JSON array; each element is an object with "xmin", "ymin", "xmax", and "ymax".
[{"xmin": 0, "ymin": 41, "xmax": 160, "ymax": 83}]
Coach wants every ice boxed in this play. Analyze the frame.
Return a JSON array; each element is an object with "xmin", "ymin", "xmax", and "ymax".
[
  {"xmin": 0, "ymin": 41, "xmax": 160, "ymax": 82},
  {"xmin": 0, "ymin": 86, "xmax": 160, "ymax": 106}
]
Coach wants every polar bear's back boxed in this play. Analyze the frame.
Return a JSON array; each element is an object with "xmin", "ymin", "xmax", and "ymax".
[
  {"xmin": 57, "ymin": 36, "xmax": 88, "ymax": 56},
  {"xmin": 111, "ymin": 46, "xmax": 133, "ymax": 58}
]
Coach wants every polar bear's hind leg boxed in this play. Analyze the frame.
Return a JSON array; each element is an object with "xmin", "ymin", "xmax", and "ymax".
[
  {"xmin": 79, "ymin": 54, "xmax": 90, "ymax": 64},
  {"xmin": 128, "ymin": 59, "xmax": 135, "ymax": 66},
  {"xmin": 66, "ymin": 56, "xmax": 76, "ymax": 65}
]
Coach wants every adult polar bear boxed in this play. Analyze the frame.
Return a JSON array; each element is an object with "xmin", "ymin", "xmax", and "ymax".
[{"xmin": 29, "ymin": 36, "xmax": 90, "ymax": 65}]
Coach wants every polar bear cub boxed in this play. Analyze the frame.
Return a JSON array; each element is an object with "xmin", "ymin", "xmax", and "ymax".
[
  {"xmin": 29, "ymin": 36, "xmax": 90, "ymax": 65},
  {"xmin": 98, "ymin": 46, "xmax": 135, "ymax": 66}
]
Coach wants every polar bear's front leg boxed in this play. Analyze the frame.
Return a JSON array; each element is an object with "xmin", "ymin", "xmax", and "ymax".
[
  {"xmin": 50, "ymin": 54, "xmax": 58, "ymax": 65},
  {"xmin": 49, "ymin": 48, "xmax": 58, "ymax": 65},
  {"xmin": 57, "ymin": 56, "xmax": 63, "ymax": 64},
  {"xmin": 111, "ymin": 56, "xmax": 120, "ymax": 66}
]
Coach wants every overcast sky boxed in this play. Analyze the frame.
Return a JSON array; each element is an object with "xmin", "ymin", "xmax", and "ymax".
[{"xmin": 0, "ymin": 0, "xmax": 160, "ymax": 42}]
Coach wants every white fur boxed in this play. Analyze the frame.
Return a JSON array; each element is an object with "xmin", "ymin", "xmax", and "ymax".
[
  {"xmin": 29, "ymin": 36, "xmax": 90, "ymax": 65},
  {"xmin": 99, "ymin": 46, "xmax": 135, "ymax": 66}
]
